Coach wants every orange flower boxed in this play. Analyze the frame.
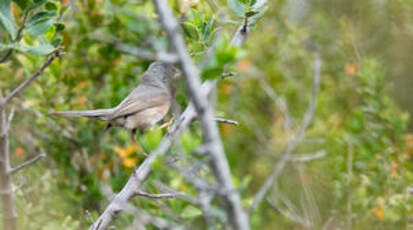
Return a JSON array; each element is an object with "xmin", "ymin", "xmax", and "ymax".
[
  {"xmin": 122, "ymin": 158, "xmax": 138, "ymax": 168},
  {"xmin": 345, "ymin": 63, "xmax": 359, "ymax": 76},
  {"xmin": 15, "ymin": 147, "xmax": 25, "ymax": 157}
]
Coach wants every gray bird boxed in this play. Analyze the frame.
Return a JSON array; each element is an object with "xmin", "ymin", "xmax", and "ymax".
[{"xmin": 53, "ymin": 61, "xmax": 177, "ymax": 153}]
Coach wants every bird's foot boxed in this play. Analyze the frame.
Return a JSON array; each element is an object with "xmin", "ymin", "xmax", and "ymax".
[{"xmin": 159, "ymin": 117, "xmax": 174, "ymax": 132}]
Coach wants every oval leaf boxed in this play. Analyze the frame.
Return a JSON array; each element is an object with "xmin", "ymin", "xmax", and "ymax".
[
  {"xmin": 0, "ymin": 0, "xmax": 17, "ymax": 39},
  {"xmin": 227, "ymin": 0, "xmax": 247, "ymax": 18}
]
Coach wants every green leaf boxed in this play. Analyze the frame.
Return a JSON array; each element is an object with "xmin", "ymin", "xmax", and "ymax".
[
  {"xmin": 26, "ymin": 44, "xmax": 55, "ymax": 56},
  {"xmin": 182, "ymin": 22, "xmax": 199, "ymax": 40},
  {"xmin": 227, "ymin": 0, "xmax": 247, "ymax": 18},
  {"xmin": 33, "ymin": 0, "xmax": 47, "ymax": 7},
  {"xmin": 54, "ymin": 22, "xmax": 65, "ymax": 32},
  {"xmin": 250, "ymin": 5, "xmax": 267, "ymax": 21},
  {"xmin": 45, "ymin": 1, "xmax": 58, "ymax": 11},
  {"xmin": 245, "ymin": 11, "xmax": 259, "ymax": 17},
  {"xmin": 28, "ymin": 11, "xmax": 56, "ymax": 24},
  {"xmin": 181, "ymin": 205, "xmax": 202, "ymax": 218},
  {"xmin": 13, "ymin": 0, "xmax": 34, "ymax": 10},
  {"xmin": 27, "ymin": 18, "xmax": 55, "ymax": 36},
  {"xmin": 0, "ymin": 0, "xmax": 17, "ymax": 39},
  {"xmin": 3, "ymin": 43, "xmax": 55, "ymax": 56},
  {"xmin": 51, "ymin": 36, "xmax": 62, "ymax": 47}
]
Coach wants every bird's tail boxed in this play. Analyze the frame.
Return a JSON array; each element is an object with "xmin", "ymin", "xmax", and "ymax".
[{"xmin": 52, "ymin": 108, "xmax": 114, "ymax": 120}]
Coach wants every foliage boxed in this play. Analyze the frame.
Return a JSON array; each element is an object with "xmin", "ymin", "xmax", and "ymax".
[{"xmin": 0, "ymin": 0, "xmax": 412, "ymax": 229}]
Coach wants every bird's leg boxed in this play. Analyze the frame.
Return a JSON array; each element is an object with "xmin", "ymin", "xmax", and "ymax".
[
  {"xmin": 159, "ymin": 117, "xmax": 174, "ymax": 131},
  {"xmin": 131, "ymin": 129, "xmax": 148, "ymax": 157}
]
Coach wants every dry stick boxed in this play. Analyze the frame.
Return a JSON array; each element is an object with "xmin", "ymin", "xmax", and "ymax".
[
  {"xmin": 1, "ymin": 49, "xmax": 64, "ymax": 107},
  {"xmin": 152, "ymin": 1, "xmax": 249, "ymax": 229},
  {"xmin": 248, "ymin": 53, "xmax": 322, "ymax": 216},
  {"xmin": 214, "ymin": 118, "xmax": 239, "ymax": 126},
  {"xmin": 89, "ymin": 0, "xmax": 267, "ymax": 228},
  {"xmin": 135, "ymin": 191, "xmax": 178, "ymax": 199},
  {"xmin": 7, "ymin": 152, "xmax": 46, "ymax": 175}
]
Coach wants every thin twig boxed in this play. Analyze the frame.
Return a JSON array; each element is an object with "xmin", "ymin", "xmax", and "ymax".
[
  {"xmin": 248, "ymin": 53, "xmax": 322, "ymax": 216},
  {"xmin": 5, "ymin": 107, "xmax": 15, "ymax": 132},
  {"xmin": 291, "ymin": 151, "xmax": 326, "ymax": 162},
  {"xmin": 135, "ymin": 191, "xmax": 178, "ymax": 199},
  {"xmin": 86, "ymin": 210, "xmax": 95, "ymax": 224},
  {"xmin": 8, "ymin": 153, "xmax": 46, "ymax": 175},
  {"xmin": 214, "ymin": 118, "xmax": 239, "ymax": 126},
  {"xmin": 1, "ymin": 49, "xmax": 64, "ymax": 107}
]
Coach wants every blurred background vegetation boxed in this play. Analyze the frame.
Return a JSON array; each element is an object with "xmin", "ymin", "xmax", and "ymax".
[{"xmin": 1, "ymin": 0, "xmax": 412, "ymax": 229}]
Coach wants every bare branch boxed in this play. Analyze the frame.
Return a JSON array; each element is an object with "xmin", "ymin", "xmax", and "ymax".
[
  {"xmin": 1, "ymin": 49, "xmax": 64, "ymax": 107},
  {"xmin": 291, "ymin": 150, "xmax": 326, "ymax": 162},
  {"xmin": 8, "ymin": 152, "xmax": 46, "ymax": 175},
  {"xmin": 152, "ymin": 1, "xmax": 250, "ymax": 229},
  {"xmin": 89, "ymin": 82, "xmax": 215, "ymax": 230},
  {"xmin": 260, "ymin": 81, "xmax": 293, "ymax": 135},
  {"xmin": 0, "ymin": 50, "xmax": 13, "ymax": 64},
  {"xmin": 89, "ymin": 0, "xmax": 268, "ymax": 226},
  {"xmin": 214, "ymin": 118, "xmax": 239, "ymax": 126},
  {"xmin": 135, "ymin": 191, "xmax": 178, "ymax": 199},
  {"xmin": 5, "ymin": 107, "xmax": 15, "ymax": 132},
  {"xmin": 248, "ymin": 53, "xmax": 322, "ymax": 215}
]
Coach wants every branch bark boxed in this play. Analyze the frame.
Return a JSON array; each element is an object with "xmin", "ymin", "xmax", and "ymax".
[
  {"xmin": 89, "ymin": 82, "xmax": 215, "ymax": 230},
  {"xmin": 8, "ymin": 152, "xmax": 46, "ymax": 175},
  {"xmin": 89, "ymin": 0, "xmax": 267, "ymax": 227},
  {"xmin": 152, "ymin": 1, "xmax": 249, "ymax": 229},
  {"xmin": 0, "ymin": 107, "xmax": 17, "ymax": 230}
]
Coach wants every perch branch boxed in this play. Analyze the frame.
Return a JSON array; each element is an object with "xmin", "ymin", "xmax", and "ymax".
[
  {"xmin": 89, "ymin": 0, "xmax": 267, "ymax": 227},
  {"xmin": 214, "ymin": 118, "xmax": 239, "ymax": 126},
  {"xmin": 135, "ymin": 191, "xmax": 178, "ymax": 199},
  {"xmin": 152, "ymin": 1, "xmax": 249, "ymax": 229}
]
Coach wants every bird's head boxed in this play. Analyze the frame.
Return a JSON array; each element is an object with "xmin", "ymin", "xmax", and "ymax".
[{"xmin": 144, "ymin": 61, "xmax": 179, "ymax": 84}]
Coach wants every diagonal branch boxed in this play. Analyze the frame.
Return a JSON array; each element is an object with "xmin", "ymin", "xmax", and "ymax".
[
  {"xmin": 152, "ymin": 1, "xmax": 249, "ymax": 229},
  {"xmin": 89, "ymin": 82, "xmax": 215, "ymax": 230},
  {"xmin": 135, "ymin": 191, "xmax": 178, "ymax": 199},
  {"xmin": 89, "ymin": 0, "xmax": 268, "ymax": 228},
  {"xmin": 248, "ymin": 53, "xmax": 322, "ymax": 216},
  {"xmin": 1, "ymin": 49, "xmax": 64, "ymax": 107},
  {"xmin": 8, "ymin": 152, "xmax": 46, "ymax": 175}
]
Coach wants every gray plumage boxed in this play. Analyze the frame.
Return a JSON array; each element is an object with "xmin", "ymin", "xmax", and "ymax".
[{"xmin": 53, "ymin": 61, "xmax": 176, "ymax": 132}]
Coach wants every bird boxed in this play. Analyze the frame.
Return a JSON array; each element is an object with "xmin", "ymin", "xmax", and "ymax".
[{"xmin": 53, "ymin": 61, "xmax": 177, "ymax": 155}]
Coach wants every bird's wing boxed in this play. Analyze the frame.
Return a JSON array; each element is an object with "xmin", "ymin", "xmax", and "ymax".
[{"xmin": 108, "ymin": 85, "xmax": 169, "ymax": 121}]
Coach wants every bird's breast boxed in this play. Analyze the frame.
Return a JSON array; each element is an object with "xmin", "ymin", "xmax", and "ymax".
[{"xmin": 122, "ymin": 101, "xmax": 170, "ymax": 130}]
